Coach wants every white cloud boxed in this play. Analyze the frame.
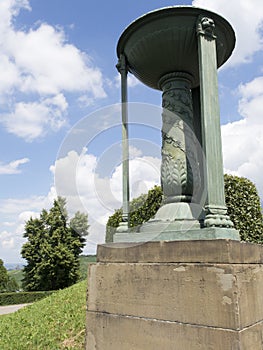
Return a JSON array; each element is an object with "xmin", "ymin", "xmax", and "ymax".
[
  {"xmin": 129, "ymin": 145, "xmax": 143, "ymax": 158},
  {"xmin": 0, "ymin": 157, "xmax": 29, "ymax": 174},
  {"xmin": 0, "ymin": 192, "xmax": 55, "ymax": 263},
  {"xmin": 0, "ymin": 54, "xmax": 20, "ymax": 94},
  {"xmin": 0, "ymin": 0, "xmax": 106, "ymax": 141},
  {"xmin": 53, "ymin": 148, "xmax": 160, "ymax": 252},
  {"xmin": 18, "ymin": 211, "xmax": 39, "ymax": 222},
  {"xmin": 192, "ymin": 0, "xmax": 263, "ymax": 66},
  {"xmin": 222, "ymin": 76, "xmax": 263, "ymax": 201},
  {"xmin": 113, "ymin": 74, "xmax": 141, "ymax": 89},
  {"xmin": 1, "ymin": 94, "xmax": 68, "ymax": 141},
  {"xmin": 0, "ymin": 231, "xmax": 15, "ymax": 249},
  {"xmin": 7, "ymin": 23, "xmax": 106, "ymax": 97}
]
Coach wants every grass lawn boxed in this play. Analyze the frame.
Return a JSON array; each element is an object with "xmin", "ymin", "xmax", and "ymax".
[{"xmin": 0, "ymin": 280, "xmax": 87, "ymax": 349}]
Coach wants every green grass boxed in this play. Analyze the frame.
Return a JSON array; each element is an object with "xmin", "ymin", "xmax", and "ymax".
[{"xmin": 0, "ymin": 280, "xmax": 87, "ymax": 349}]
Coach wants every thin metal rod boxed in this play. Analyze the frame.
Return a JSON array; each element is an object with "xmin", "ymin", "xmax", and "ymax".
[{"xmin": 116, "ymin": 54, "xmax": 129, "ymax": 230}]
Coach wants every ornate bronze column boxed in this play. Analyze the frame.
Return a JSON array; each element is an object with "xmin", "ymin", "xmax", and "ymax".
[
  {"xmin": 159, "ymin": 72, "xmax": 201, "ymax": 205},
  {"xmin": 114, "ymin": 6, "xmax": 239, "ymax": 242},
  {"xmin": 197, "ymin": 16, "xmax": 234, "ymax": 228}
]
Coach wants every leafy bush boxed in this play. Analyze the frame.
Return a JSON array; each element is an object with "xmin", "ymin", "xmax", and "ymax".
[
  {"xmin": 106, "ymin": 176, "xmax": 263, "ymax": 243},
  {"xmin": 0, "ymin": 291, "xmax": 53, "ymax": 306},
  {"xmin": 106, "ymin": 185, "xmax": 162, "ymax": 242},
  {"xmin": 224, "ymin": 174, "xmax": 263, "ymax": 242}
]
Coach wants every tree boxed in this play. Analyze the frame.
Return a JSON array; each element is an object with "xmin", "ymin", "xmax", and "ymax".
[
  {"xmin": 21, "ymin": 197, "xmax": 89, "ymax": 291},
  {"xmin": 0, "ymin": 259, "xmax": 9, "ymax": 292},
  {"xmin": 0, "ymin": 259, "xmax": 19, "ymax": 292},
  {"xmin": 106, "ymin": 176, "xmax": 263, "ymax": 243}
]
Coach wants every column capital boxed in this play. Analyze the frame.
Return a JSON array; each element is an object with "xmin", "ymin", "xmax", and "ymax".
[
  {"xmin": 196, "ymin": 15, "xmax": 217, "ymax": 40},
  {"xmin": 116, "ymin": 54, "xmax": 128, "ymax": 75},
  {"xmin": 158, "ymin": 72, "xmax": 194, "ymax": 91}
]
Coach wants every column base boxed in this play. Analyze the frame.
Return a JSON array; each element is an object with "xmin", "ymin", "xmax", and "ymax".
[
  {"xmin": 86, "ymin": 240, "xmax": 263, "ymax": 350},
  {"xmin": 114, "ymin": 227, "xmax": 240, "ymax": 242}
]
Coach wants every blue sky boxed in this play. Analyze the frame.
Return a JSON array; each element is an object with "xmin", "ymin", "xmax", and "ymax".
[{"xmin": 1, "ymin": 0, "xmax": 263, "ymax": 264}]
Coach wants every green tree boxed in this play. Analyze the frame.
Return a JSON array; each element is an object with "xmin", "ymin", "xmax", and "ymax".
[
  {"xmin": 21, "ymin": 197, "xmax": 89, "ymax": 291},
  {"xmin": 0, "ymin": 259, "xmax": 9, "ymax": 292},
  {"xmin": 0, "ymin": 259, "xmax": 19, "ymax": 292},
  {"xmin": 106, "ymin": 177, "xmax": 263, "ymax": 243}
]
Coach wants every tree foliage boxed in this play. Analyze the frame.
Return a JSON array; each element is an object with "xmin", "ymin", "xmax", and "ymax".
[
  {"xmin": 21, "ymin": 197, "xmax": 89, "ymax": 291},
  {"xmin": 106, "ymin": 176, "xmax": 263, "ymax": 243},
  {"xmin": 106, "ymin": 185, "xmax": 162, "ymax": 242},
  {"xmin": 224, "ymin": 174, "xmax": 263, "ymax": 242},
  {"xmin": 0, "ymin": 259, "xmax": 9, "ymax": 292},
  {"xmin": 0, "ymin": 259, "xmax": 19, "ymax": 292}
]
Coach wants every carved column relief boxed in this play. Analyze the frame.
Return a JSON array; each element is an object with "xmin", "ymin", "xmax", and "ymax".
[{"xmin": 159, "ymin": 72, "xmax": 201, "ymax": 205}]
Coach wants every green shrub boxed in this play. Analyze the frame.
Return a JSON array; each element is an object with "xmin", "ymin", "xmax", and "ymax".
[
  {"xmin": 106, "ymin": 176, "xmax": 263, "ymax": 243},
  {"xmin": 0, "ymin": 291, "xmax": 53, "ymax": 306},
  {"xmin": 106, "ymin": 185, "xmax": 162, "ymax": 242},
  {"xmin": 224, "ymin": 174, "xmax": 263, "ymax": 242}
]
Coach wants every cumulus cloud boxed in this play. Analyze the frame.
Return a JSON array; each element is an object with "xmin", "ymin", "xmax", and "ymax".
[
  {"xmin": 113, "ymin": 74, "xmax": 142, "ymax": 89},
  {"xmin": 0, "ymin": 231, "xmax": 15, "ymax": 249},
  {"xmin": 0, "ymin": 144, "xmax": 161, "ymax": 261},
  {"xmin": 0, "ymin": 0, "xmax": 106, "ymax": 141},
  {"xmin": 222, "ymin": 76, "xmax": 263, "ymax": 200},
  {"xmin": 0, "ymin": 157, "xmax": 29, "ymax": 174},
  {"xmin": 192, "ymin": 0, "xmax": 263, "ymax": 65},
  {"xmin": 1, "ymin": 94, "xmax": 68, "ymax": 141},
  {"xmin": 0, "ymin": 189, "xmax": 56, "ymax": 262},
  {"xmin": 191, "ymin": 1, "xmax": 263, "ymax": 201},
  {"xmin": 53, "ymin": 147, "xmax": 160, "ymax": 252}
]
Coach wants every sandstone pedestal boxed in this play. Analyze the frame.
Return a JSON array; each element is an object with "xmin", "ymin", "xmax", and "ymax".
[{"xmin": 86, "ymin": 240, "xmax": 263, "ymax": 349}]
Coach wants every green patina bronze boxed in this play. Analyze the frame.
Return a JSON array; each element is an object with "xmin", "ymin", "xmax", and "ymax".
[{"xmin": 115, "ymin": 6, "xmax": 240, "ymax": 241}]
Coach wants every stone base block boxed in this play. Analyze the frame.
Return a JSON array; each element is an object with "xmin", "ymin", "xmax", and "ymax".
[
  {"xmin": 86, "ymin": 240, "xmax": 263, "ymax": 349},
  {"xmin": 114, "ymin": 227, "xmax": 240, "ymax": 242}
]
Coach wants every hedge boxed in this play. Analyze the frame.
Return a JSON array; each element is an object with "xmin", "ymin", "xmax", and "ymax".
[
  {"xmin": 106, "ymin": 185, "xmax": 162, "ymax": 242},
  {"xmin": 0, "ymin": 291, "xmax": 54, "ymax": 306},
  {"xmin": 106, "ymin": 175, "xmax": 263, "ymax": 244}
]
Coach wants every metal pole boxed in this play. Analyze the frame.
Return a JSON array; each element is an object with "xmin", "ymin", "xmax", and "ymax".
[
  {"xmin": 197, "ymin": 16, "xmax": 234, "ymax": 229},
  {"xmin": 116, "ymin": 54, "xmax": 129, "ymax": 232}
]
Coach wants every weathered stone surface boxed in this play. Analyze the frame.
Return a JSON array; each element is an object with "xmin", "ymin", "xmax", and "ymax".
[
  {"xmin": 97, "ymin": 239, "xmax": 263, "ymax": 264},
  {"xmin": 86, "ymin": 241, "xmax": 263, "ymax": 349},
  {"xmin": 86, "ymin": 312, "xmax": 242, "ymax": 350},
  {"xmin": 87, "ymin": 262, "xmax": 263, "ymax": 330}
]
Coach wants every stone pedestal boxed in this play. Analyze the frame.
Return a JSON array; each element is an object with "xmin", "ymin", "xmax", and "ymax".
[{"xmin": 86, "ymin": 240, "xmax": 263, "ymax": 349}]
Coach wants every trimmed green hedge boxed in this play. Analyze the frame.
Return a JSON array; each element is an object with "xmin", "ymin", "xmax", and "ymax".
[
  {"xmin": 0, "ymin": 291, "xmax": 53, "ymax": 306},
  {"xmin": 106, "ymin": 175, "xmax": 263, "ymax": 244},
  {"xmin": 224, "ymin": 174, "xmax": 263, "ymax": 242},
  {"xmin": 106, "ymin": 185, "xmax": 162, "ymax": 242}
]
